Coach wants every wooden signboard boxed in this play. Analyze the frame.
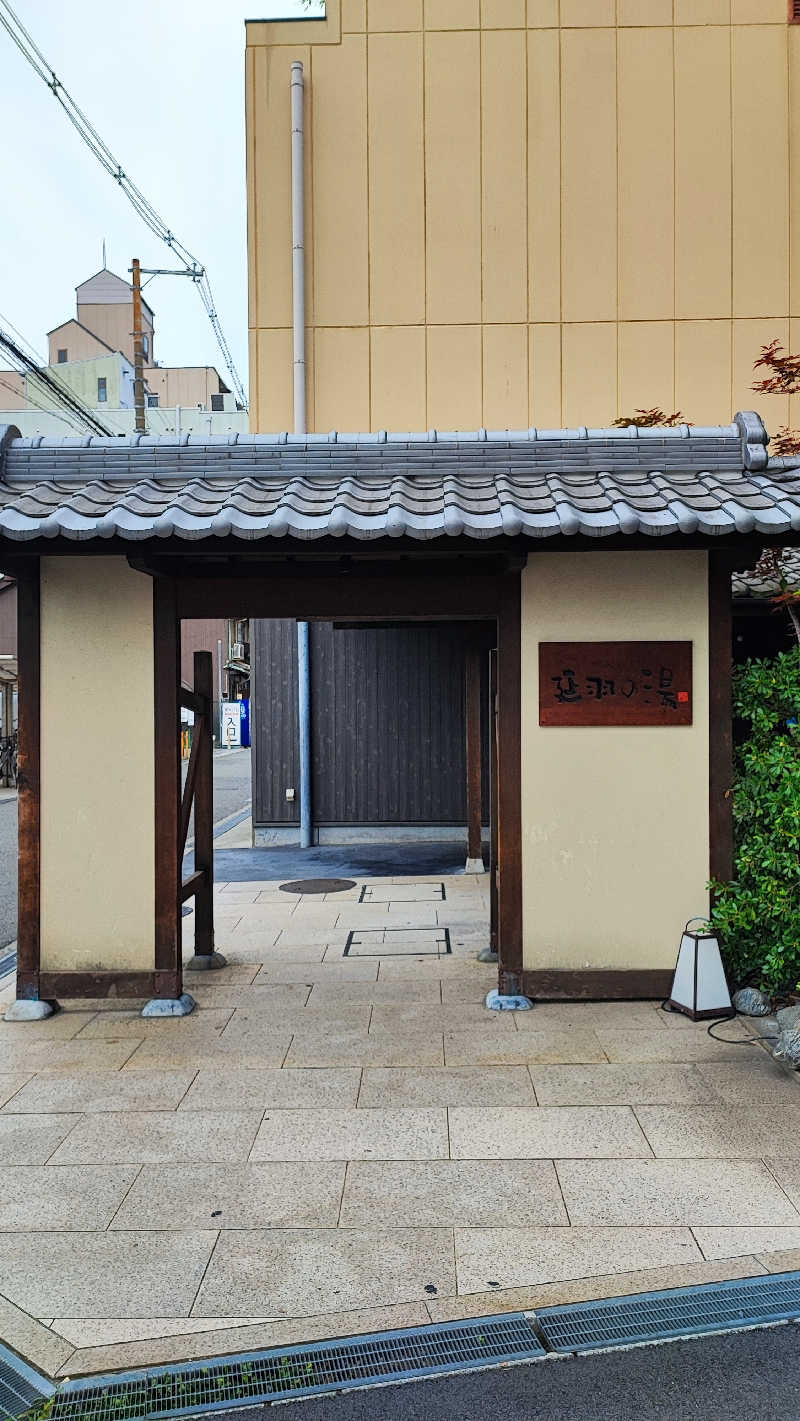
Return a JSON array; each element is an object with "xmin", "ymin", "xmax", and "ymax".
[{"xmin": 539, "ymin": 642, "xmax": 693, "ymax": 727}]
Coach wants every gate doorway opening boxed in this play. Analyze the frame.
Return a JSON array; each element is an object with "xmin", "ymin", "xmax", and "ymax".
[{"xmin": 157, "ymin": 557, "xmax": 523, "ymax": 1004}]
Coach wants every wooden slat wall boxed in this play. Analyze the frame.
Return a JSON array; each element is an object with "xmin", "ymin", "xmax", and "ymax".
[
  {"xmin": 252, "ymin": 619, "xmax": 487, "ymax": 827},
  {"xmin": 252, "ymin": 617, "xmax": 300, "ymax": 825}
]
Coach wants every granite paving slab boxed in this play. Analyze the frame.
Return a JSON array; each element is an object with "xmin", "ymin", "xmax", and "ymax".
[
  {"xmin": 194, "ymin": 1228, "xmax": 457, "ymax": 1317},
  {"xmin": 2, "ymin": 1069, "xmax": 198, "ymax": 1114},
  {"xmin": 555, "ymin": 1159, "xmax": 800, "ymax": 1227},
  {"xmin": 109, "ymin": 1162, "xmax": 346, "ymax": 1230},
  {"xmin": 444, "ymin": 1030, "xmax": 608, "ymax": 1066},
  {"xmin": 186, "ymin": 985, "xmax": 312, "ymax": 1010},
  {"xmin": 448, "ymin": 1106, "xmax": 651, "ymax": 1159},
  {"xmin": 49, "ymin": 1111, "xmax": 264, "ymax": 1164},
  {"xmin": 369, "ymin": 1005, "xmax": 515, "ymax": 1033},
  {"xmin": 426, "ymin": 1256, "xmax": 766, "ymax": 1323},
  {"xmin": 0, "ymin": 1166, "xmax": 139, "ymax": 1230},
  {"xmin": 250, "ymin": 1108, "xmax": 448, "ymax": 1161},
  {"xmin": 252, "ymin": 961, "xmax": 379, "ymax": 984},
  {"xmin": 0, "ymin": 1012, "xmax": 97, "ymax": 1040},
  {"xmin": 339, "ymin": 1160, "xmax": 568, "ymax": 1227},
  {"xmin": 358, "ymin": 1066, "xmax": 535, "ymax": 1108},
  {"xmin": 284, "ymin": 1028, "xmax": 444, "ymax": 1068},
  {"xmin": 218, "ymin": 1006, "xmax": 372, "ymax": 1040},
  {"xmin": 598, "ymin": 1028, "xmax": 754, "ymax": 1063},
  {"xmin": 179, "ymin": 1068, "xmax": 361, "ymax": 1112},
  {"xmin": 0, "ymin": 1230, "xmax": 217, "ymax": 1318},
  {"xmin": 0, "ymin": 1073, "xmax": 32, "ymax": 1108},
  {"xmin": 692, "ymin": 1227, "xmax": 800, "ymax": 1260},
  {"xmin": 698, "ymin": 1059, "xmax": 800, "ymax": 1103},
  {"xmin": 57, "ymin": 1303, "xmax": 433, "ymax": 1376},
  {"xmin": 454, "ymin": 1226, "xmax": 703, "ymax": 1294},
  {"xmin": 530, "ymin": 1064, "xmax": 719, "ymax": 1106},
  {"xmin": 0, "ymin": 1041, "xmax": 142, "ymax": 1073},
  {"xmin": 305, "ymin": 980, "xmax": 441, "ymax": 1005},
  {"xmin": 635, "ymin": 1106, "xmax": 800, "ymax": 1157},
  {"xmin": 0, "ymin": 1114, "xmax": 82, "ymax": 1164},
  {"xmin": 121, "ymin": 1040, "xmax": 293, "ymax": 1071},
  {"xmin": 763, "ymin": 1159, "xmax": 800, "ymax": 1210}
]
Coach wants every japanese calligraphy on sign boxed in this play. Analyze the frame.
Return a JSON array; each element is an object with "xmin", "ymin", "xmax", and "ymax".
[{"xmin": 539, "ymin": 642, "xmax": 693, "ymax": 727}]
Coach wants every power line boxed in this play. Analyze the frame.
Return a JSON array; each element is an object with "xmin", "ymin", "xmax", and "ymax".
[
  {"xmin": 0, "ymin": 309, "xmax": 45, "ymax": 367},
  {"xmin": 0, "ymin": 373, "xmax": 84, "ymax": 431},
  {"xmin": 0, "ymin": 0, "xmax": 248, "ymax": 411},
  {"xmin": 0, "ymin": 329, "xmax": 113, "ymax": 436}
]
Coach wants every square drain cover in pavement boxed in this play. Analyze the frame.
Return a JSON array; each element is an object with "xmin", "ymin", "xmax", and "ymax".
[
  {"xmin": 345, "ymin": 928, "xmax": 452, "ymax": 957},
  {"xmin": 360, "ymin": 883, "xmax": 446, "ymax": 904}
]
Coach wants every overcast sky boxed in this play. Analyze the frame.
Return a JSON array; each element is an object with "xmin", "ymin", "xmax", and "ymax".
[{"xmin": 0, "ymin": 0, "xmax": 324, "ymax": 399}]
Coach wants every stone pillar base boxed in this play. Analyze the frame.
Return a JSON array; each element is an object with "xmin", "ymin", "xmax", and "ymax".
[
  {"xmin": 464, "ymin": 858, "xmax": 486, "ymax": 874},
  {"xmin": 185, "ymin": 952, "xmax": 228, "ymax": 972},
  {"xmin": 4, "ymin": 999, "xmax": 58, "ymax": 1021},
  {"xmin": 485, "ymin": 988, "xmax": 533, "ymax": 1012},
  {"xmin": 477, "ymin": 948, "xmax": 499, "ymax": 964},
  {"xmin": 142, "ymin": 993, "xmax": 196, "ymax": 1017}
]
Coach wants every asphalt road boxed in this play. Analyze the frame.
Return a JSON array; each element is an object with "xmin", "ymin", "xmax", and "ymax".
[
  {"xmin": 0, "ymin": 795, "xmax": 17, "ymax": 949},
  {"xmin": 207, "ymin": 746, "xmax": 252, "ymax": 826},
  {"xmin": 181, "ymin": 746, "xmax": 252, "ymax": 854},
  {"xmin": 222, "ymin": 1324, "xmax": 800, "ymax": 1421}
]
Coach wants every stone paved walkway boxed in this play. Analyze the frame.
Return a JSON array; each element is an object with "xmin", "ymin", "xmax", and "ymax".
[{"xmin": 1, "ymin": 873, "xmax": 800, "ymax": 1380}]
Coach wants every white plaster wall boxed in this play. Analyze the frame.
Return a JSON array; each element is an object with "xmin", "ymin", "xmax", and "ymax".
[
  {"xmin": 40, "ymin": 558, "xmax": 155, "ymax": 972},
  {"xmin": 521, "ymin": 551, "xmax": 709, "ymax": 973}
]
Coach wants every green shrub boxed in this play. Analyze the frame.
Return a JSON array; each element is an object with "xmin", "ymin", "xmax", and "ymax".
[{"xmin": 710, "ymin": 647, "xmax": 800, "ymax": 995}]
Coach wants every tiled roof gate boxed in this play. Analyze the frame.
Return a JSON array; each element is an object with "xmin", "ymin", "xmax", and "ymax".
[{"xmin": 0, "ymin": 412, "xmax": 799, "ymax": 545}]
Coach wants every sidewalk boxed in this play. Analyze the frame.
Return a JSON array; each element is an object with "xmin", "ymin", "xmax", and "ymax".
[{"xmin": 1, "ymin": 873, "xmax": 799, "ymax": 1382}]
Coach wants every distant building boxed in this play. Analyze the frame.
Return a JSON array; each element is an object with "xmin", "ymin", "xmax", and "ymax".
[{"xmin": 0, "ymin": 264, "xmax": 247, "ymax": 435}]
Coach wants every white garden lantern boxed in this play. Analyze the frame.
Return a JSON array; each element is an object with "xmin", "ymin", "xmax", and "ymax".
[{"xmin": 668, "ymin": 918, "xmax": 734, "ymax": 1021}]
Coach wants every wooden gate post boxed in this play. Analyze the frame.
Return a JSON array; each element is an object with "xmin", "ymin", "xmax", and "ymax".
[{"xmin": 496, "ymin": 576, "xmax": 524, "ymax": 997}]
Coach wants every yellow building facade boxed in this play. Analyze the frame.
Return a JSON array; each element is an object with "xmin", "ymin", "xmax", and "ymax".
[{"xmin": 246, "ymin": 0, "xmax": 798, "ymax": 438}]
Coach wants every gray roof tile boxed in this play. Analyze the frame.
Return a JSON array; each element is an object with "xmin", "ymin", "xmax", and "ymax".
[{"xmin": 0, "ymin": 412, "xmax": 795, "ymax": 545}]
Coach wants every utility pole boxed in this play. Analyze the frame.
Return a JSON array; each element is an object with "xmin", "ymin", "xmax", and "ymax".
[{"xmin": 131, "ymin": 258, "xmax": 146, "ymax": 434}]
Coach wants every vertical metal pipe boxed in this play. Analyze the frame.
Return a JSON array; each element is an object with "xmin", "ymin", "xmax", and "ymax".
[
  {"xmin": 292, "ymin": 60, "xmax": 312, "ymax": 848},
  {"xmin": 291, "ymin": 61, "xmax": 307, "ymax": 436},
  {"xmin": 297, "ymin": 621, "xmax": 312, "ymax": 848}
]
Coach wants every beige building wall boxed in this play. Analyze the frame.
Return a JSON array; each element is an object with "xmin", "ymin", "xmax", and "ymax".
[
  {"xmin": 521, "ymin": 551, "xmax": 709, "ymax": 974},
  {"xmin": 47, "ymin": 321, "xmax": 111, "ymax": 367},
  {"xmin": 39, "ymin": 558, "xmax": 155, "ymax": 973},
  {"xmin": 74, "ymin": 302, "xmax": 154, "ymax": 367},
  {"xmin": 0, "ymin": 372, "xmax": 26, "ymax": 410},
  {"xmin": 145, "ymin": 367, "xmax": 225, "ymax": 408},
  {"xmin": 246, "ymin": 0, "xmax": 797, "ymax": 435}
]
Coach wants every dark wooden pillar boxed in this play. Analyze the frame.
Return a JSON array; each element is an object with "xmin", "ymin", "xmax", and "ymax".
[
  {"xmin": 15, "ymin": 562, "xmax": 42, "ymax": 1003},
  {"xmin": 489, "ymin": 649, "xmax": 499, "ymax": 955},
  {"xmin": 496, "ymin": 574, "xmax": 523, "ymax": 995},
  {"xmin": 708, "ymin": 552, "xmax": 735, "ymax": 888},
  {"xmin": 192, "ymin": 650, "xmax": 215, "ymax": 959},
  {"xmin": 464, "ymin": 645, "xmax": 483, "ymax": 870},
  {"xmin": 153, "ymin": 578, "xmax": 182, "ymax": 999}
]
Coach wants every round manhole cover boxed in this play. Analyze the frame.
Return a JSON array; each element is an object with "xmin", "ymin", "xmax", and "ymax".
[{"xmin": 279, "ymin": 878, "xmax": 357, "ymax": 895}]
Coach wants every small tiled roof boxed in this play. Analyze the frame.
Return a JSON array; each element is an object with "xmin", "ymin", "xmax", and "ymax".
[
  {"xmin": 0, "ymin": 412, "xmax": 797, "ymax": 545},
  {"xmin": 733, "ymin": 547, "xmax": 800, "ymax": 598}
]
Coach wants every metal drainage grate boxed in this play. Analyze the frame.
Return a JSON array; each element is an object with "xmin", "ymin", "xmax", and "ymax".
[
  {"xmin": 279, "ymin": 878, "xmax": 356, "ymax": 895},
  {"xmin": 51, "ymin": 1315, "xmax": 544, "ymax": 1420},
  {"xmin": 0, "ymin": 1341, "xmax": 54, "ymax": 1419},
  {"xmin": 535, "ymin": 1270, "xmax": 800, "ymax": 1354}
]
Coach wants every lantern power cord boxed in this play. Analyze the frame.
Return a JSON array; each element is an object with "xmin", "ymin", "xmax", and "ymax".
[{"xmin": 659, "ymin": 1000, "xmax": 777, "ymax": 1044}]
